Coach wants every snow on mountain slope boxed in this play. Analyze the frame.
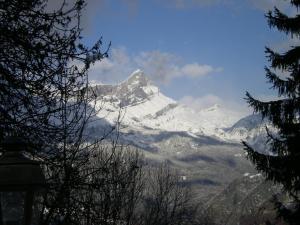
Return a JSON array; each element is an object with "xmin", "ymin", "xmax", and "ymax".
[
  {"xmin": 224, "ymin": 114, "xmax": 267, "ymax": 139},
  {"xmin": 87, "ymin": 70, "xmax": 275, "ymax": 212},
  {"xmin": 91, "ymin": 70, "xmax": 245, "ymax": 139},
  {"xmin": 223, "ymin": 114, "xmax": 278, "ymax": 154}
]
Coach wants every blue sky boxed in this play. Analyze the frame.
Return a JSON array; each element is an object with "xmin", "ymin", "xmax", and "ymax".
[{"xmin": 81, "ymin": 0, "xmax": 296, "ymax": 115}]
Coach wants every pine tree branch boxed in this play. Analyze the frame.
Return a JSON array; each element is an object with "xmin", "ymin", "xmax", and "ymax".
[
  {"xmin": 266, "ymin": 47, "xmax": 300, "ymax": 71},
  {"xmin": 290, "ymin": 0, "xmax": 300, "ymax": 8},
  {"xmin": 265, "ymin": 67, "xmax": 299, "ymax": 97},
  {"xmin": 266, "ymin": 7, "xmax": 300, "ymax": 36},
  {"xmin": 243, "ymin": 141, "xmax": 300, "ymax": 194},
  {"xmin": 245, "ymin": 92, "xmax": 300, "ymax": 127}
]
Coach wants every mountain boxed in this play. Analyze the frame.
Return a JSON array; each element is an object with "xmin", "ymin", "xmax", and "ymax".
[
  {"xmin": 224, "ymin": 114, "xmax": 267, "ymax": 139},
  {"xmin": 91, "ymin": 70, "xmax": 248, "ymax": 140},
  {"xmin": 88, "ymin": 70, "xmax": 279, "ymax": 223},
  {"xmin": 91, "ymin": 69, "xmax": 159, "ymax": 107},
  {"xmin": 223, "ymin": 114, "xmax": 277, "ymax": 154}
]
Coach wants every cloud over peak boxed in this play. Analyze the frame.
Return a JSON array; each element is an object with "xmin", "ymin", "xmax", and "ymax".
[
  {"xmin": 181, "ymin": 63, "xmax": 223, "ymax": 78},
  {"xmin": 89, "ymin": 47, "xmax": 222, "ymax": 84},
  {"xmin": 179, "ymin": 94, "xmax": 250, "ymax": 118}
]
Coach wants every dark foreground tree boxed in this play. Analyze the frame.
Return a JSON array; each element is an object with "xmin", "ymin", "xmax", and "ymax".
[
  {"xmin": 0, "ymin": 1, "xmax": 206, "ymax": 225},
  {"xmin": 244, "ymin": 1, "xmax": 300, "ymax": 224},
  {"xmin": 0, "ymin": 0, "xmax": 111, "ymax": 224},
  {"xmin": 138, "ymin": 163, "xmax": 199, "ymax": 225},
  {"xmin": 0, "ymin": 0, "xmax": 107, "ymax": 144}
]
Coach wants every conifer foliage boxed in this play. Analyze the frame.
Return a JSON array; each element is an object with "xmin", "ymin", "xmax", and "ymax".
[{"xmin": 244, "ymin": 0, "xmax": 300, "ymax": 223}]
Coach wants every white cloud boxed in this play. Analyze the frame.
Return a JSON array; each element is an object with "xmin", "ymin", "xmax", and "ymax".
[
  {"xmin": 88, "ymin": 47, "xmax": 222, "ymax": 84},
  {"xmin": 88, "ymin": 48, "xmax": 133, "ymax": 84},
  {"xmin": 179, "ymin": 95, "xmax": 223, "ymax": 110},
  {"xmin": 181, "ymin": 63, "xmax": 223, "ymax": 78},
  {"xmin": 179, "ymin": 94, "xmax": 250, "ymax": 117},
  {"xmin": 133, "ymin": 50, "xmax": 181, "ymax": 83}
]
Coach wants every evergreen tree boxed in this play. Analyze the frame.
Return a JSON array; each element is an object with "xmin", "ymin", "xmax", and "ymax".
[{"xmin": 243, "ymin": 1, "xmax": 300, "ymax": 224}]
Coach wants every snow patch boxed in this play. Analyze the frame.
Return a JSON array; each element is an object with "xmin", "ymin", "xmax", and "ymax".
[{"xmin": 249, "ymin": 173, "xmax": 262, "ymax": 179}]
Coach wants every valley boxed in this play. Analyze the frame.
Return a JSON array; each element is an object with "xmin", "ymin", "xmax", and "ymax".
[{"xmin": 88, "ymin": 70, "xmax": 280, "ymax": 223}]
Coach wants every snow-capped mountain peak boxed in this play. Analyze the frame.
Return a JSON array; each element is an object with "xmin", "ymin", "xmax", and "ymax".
[
  {"xmin": 121, "ymin": 69, "xmax": 151, "ymax": 88},
  {"xmin": 93, "ymin": 70, "xmax": 252, "ymax": 140},
  {"xmin": 116, "ymin": 70, "xmax": 159, "ymax": 107},
  {"xmin": 91, "ymin": 70, "xmax": 160, "ymax": 108}
]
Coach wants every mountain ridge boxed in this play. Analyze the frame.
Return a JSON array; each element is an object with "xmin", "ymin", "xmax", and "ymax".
[
  {"xmin": 87, "ymin": 70, "xmax": 275, "ymax": 219},
  {"xmin": 92, "ymin": 70, "xmax": 260, "ymax": 140},
  {"xmin": 91, "ymin": 70, "xmax": 267, "ymax": 145}
]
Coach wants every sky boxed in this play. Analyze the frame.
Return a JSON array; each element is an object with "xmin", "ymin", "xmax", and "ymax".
[{"xmin": 76, "ymin": 0, "xmax": 298, "ymax": 116}]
